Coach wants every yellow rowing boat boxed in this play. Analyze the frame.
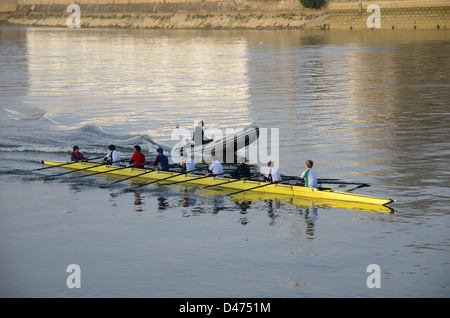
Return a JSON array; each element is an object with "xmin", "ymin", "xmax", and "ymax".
[
  {"xmin": 225, "ymin": 191, "xmax": 395, "ymax": 214},
  {"xmin": 42, "ymin": 161, "xmax": 395, "ymax": 209}
]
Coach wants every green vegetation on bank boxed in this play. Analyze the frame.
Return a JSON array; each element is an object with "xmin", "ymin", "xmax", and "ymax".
[{"xmin": 299, "ymin": 0, "xmax": 328, "ymax": 10}]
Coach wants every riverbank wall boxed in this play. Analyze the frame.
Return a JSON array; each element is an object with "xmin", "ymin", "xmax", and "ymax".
[
  {"xmin": 1, "ymin": 0, "xmax": 330, "ymax": 30},
  {"xmin": 1, "ymin": 0, "xmax": 449, "ymax": 30},
  {"xmin": 330, "ymin": 0, "xmax": 449, "ymax": 30}
]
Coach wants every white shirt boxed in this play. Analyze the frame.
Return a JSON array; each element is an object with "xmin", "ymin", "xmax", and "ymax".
[
  {"xmin": 301, "ymin": 168, "xmax": 318, "ymax": 188},
  {"xmin": 107, "ymin": 150, "xmax": 121, "ymax": 166},
  {"xmin": 183, "ymin": 157, "xmax": 196, "ymax": 174},
  {"xmin": 265, "ymin": 166, "xmax": 282, "ymax": 182},
  {"xmin": 209, "ymin": 160, "xmax": 224, "ymax": 177}
]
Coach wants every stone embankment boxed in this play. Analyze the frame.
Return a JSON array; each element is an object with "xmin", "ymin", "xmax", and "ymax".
[
  {"xmin": 330, "ymin": 0, "xmax": 449, "ymax": 30},
  {"xmin": 1, "ymin": 0, "xmax": 331, "ymax": 30},
  {"xmin": 1, "ymin": 0, "xmax": 449, "ymax": 30}
]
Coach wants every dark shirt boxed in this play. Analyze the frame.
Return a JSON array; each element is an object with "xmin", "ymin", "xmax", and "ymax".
[
  {"xmin": 193, "ymin": 126, "xmax": 213, "ymax": 146},
  {"xmin": 153, "ymin": 154, "xmax": 169, "ymax": 171},
  {"xmin": 231, "ymin": 163, "xmax": 251, "ymax": 179},
  {"xmin": 71, "ymin": 151, "xmax": 86, "ymax": 162},
  {"xmin": 193, "ymin": 125, "xmax": 205, "ymax": 147}
]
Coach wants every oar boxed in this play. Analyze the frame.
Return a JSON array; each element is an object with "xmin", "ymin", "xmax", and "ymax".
[
  {"xmin": 101, "ymin": 163, "xmax": 182, "ymax": 187},
  {"xmin": 345, "ymin": 183, "xmax": 371, "ymax": 192},
  {"xmin": 224, "ymin": 181, "xmax": 274, "ymax": 197},
  {"xmin": 100, "ymin": 168, "xmax": 157, "ymax": 187},
  {"xmin": 165, "ymin": 172, "xmax": 225, "ymax": 186},
  {"xmin": 281, "ymin": 175, "xmax": 370, "ymax": 187},
  {"xmin": 45, "ymin": 159, "xmax": 125, "ymax": 178},
  {"xmin": 35, "ymin": 156, "xmax": 103, "ymax": 171},
  {"xmin": 318, "ymin": 179, "xmax": 370, "ymax": 187},
  {"xmin": 131, "ymin": 168, "xmax": 200, "ymax": 189},
  {"xmin": 201, "ymin": 174, "xmax": 260, "ymax": 189},
  {"xmin": 71, "ymin": 162, "xmax": 139, "ymax": 180}
]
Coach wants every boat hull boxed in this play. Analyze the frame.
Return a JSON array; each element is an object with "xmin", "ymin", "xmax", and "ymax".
[{"xmin": 42, "ymin": 161, "xmax": 394, "ymax": 209}]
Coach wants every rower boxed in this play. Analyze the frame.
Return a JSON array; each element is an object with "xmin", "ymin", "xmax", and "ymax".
[
  {"xmin": 296, "ymin": 159, "xmax": 318, "ymax": 188},
  {"xmin": 230, "ymin": 157, "xmax": 251, "ymax": 179},
  {"xmin": 128, "ymin": 145, "xmax": 145, "ymax": 169},
  {"xmin": 102, "ymin": 144, "xmax": 120, "ymax": 166},
  {"xmin": 71, "ymin": 146, "xmax": 87, "ymax": 162},
  {"xmin": 152, "ymin": 147, "xmax": 169, "ymax": 171},
  {"xmin": 206, "ymin": 155, "xmax": 224, "ymax": 177},
  {"xmin": 260, "ymin": 160, "xmax": 281, "ymax": 183},
  {"xmin": 180, "ymin": 151, "xmax": 195, "ymax": 174}
]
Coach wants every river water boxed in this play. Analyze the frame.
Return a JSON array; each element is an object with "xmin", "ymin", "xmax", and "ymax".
[{"xmin": 0, "ymin": 27, "xmax": 449, "ymax": 298}]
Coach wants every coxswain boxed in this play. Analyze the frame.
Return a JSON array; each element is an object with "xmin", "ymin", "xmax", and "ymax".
[
  {"xmin": 260, "ymin": 160, "xmax": 281, "ymax": 183},
  {"xmin": 102, "ymin": 144, "xmax": 120, "ymax": 166},
  {"xmin": 71, "ymin": 146, "xmax": 87, "ymax": 162},
  {"xmin": 297, "ymin": 159, "xmax": 318, "ymax": 188},
  {"xmin": 152, "ymin": 147, "xmax": 169, "ymax": 171},
  {"xmin": 129, "ymin": 145, "xmax": 145, "ymax": 169}
]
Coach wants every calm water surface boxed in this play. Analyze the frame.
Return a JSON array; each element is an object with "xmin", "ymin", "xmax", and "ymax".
[{"xmin": 0, "ymin": 27, "xmax": 449, "ymax": 298}]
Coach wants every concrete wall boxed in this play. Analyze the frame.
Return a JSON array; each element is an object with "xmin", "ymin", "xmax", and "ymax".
[
  {"xmin": 8, "ymin": 1, "xmax": 328, "ymax": 30},
  {"xmin": 0, "ymin": 0, "xmax": 18, "ymax": 12},
  {"xmin": 15, "ymin": 1, "xmax": 303, "ymax": 14},
  {"xmin": 9, "ymin": 0, "xmax": 450, "ymax": 30},
  {"xmin": 17, "ymin": 0, "xmax": 268, "ymax": 4},
  {"xmin": 330, "ymin": 0, "xmax": 450, "ymax": 30}
]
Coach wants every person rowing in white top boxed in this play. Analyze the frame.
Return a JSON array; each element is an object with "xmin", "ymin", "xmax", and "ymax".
[
  {"xmin": 260, "ymin": 160, "xmax": 282, "ymax": 183},
  {"xmin": 102, "ymin": 144, "xmax": 120, "ymax": 166},
  {"xmin": 205, "ymin": 156, "xmax": 224, "ymax": 177},
  {"xmin": 296, "ymin": 159, "xmax": 318, "ymax": 188}
]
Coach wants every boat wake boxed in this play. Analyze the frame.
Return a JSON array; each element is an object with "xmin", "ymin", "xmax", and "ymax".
[
  {"xmin": 0, "ymin": 123, "xmax": 164, "ymax": 156},
  {"xmin": 2, "ymin": 107, "xmax": 46, "ymax": 122}
]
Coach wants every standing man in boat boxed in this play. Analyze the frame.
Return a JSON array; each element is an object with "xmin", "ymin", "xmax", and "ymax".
[
  {"xmin": 206, "ymin": 155, "xmax": 224, "ymax": 177},
  {"xmin": 102, "ymin": 144, "xmax": 120, "ymax": 166},
  {"xmin": 152, "ymin": 147, "xmax": 169, "ymax": 171},
  {"xmin": 129, "ymin": 145, "xmax": 146, "ymax": 169},
  {"xmin": 71, "ymin": 146, "xmax": 87, "ymax": 162},
  {"xmin": 193, "ymin": 120, "xmax": 213, "ymax": 147},
  {"xmin": 260, "ymin": 160, "xmax": 282, "ymax": 183},
  {"xmin": 297, "ymin": 159, "xmax": 318, "ymax": 188}
]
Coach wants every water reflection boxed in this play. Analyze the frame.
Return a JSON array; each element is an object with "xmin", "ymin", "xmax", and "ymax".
[
  {"xmin": 0, "ymin": 29, "xmax": 30, "ymax": 123},
  {"xmin": 235, "ymin": 200, "xmax": 252, "ymax": 213},
  {"xmin": 133, "ymin": 192, "xmax": 144, "ymax": 210},
  {"xmin": 157, "ymin": 196, "xmax": 168, "ymax": 210},
  {"xmin": 181, "ymin": 196, "xmax": 197, "ymax": 207},
  {"xmin": 300, "ymin": 202, "xmax": 319, "ymax": 239},
  {"xmin": 245, "ymin": 30, "xmax": 450, "ymax": 189},
  {"xmin": 17, "ymin": 28, "xmax": 253, "ymax": 141}
]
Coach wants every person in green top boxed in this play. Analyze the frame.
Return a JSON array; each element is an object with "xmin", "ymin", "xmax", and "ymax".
[{"xmin": 296, "ymin": 159, "xmax": 318, "ymax": 188}]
